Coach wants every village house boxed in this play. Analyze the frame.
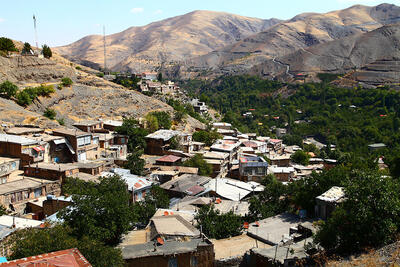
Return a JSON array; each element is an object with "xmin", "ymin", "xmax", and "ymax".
[
  {"xmin": 241, "ymin": 140, "xmax": 268, "ymax": 154},
  {"xmin": 103, "ymin": 168, "xmax": 153, "ymax": 202},
  {"xmin": 191, "ymin": 99, "xmax": 208, "ymax": 114},
  {"xmin": 5, "ymin": 126, "xmax": 44, "ymax": 136},
  {"xmin": 145, "ymin": 130, "xmax": 191, "ymax": 156},
  {"xmin": 73, "ymin": 120, "xmax": 104, "ymax": 133},
  {"xmin": 150, "ymin": 166, "xmax": 198, "ymax": 184},
  {"xmin": 23, "ymin": 162, "xmax": 79, "ymax": 182},
  {"xmin": 160, "ymin": 174, "xmax": 211, "ymax": 198},
  {"xmin": 268, "ymin": 139, "xmax": 283, "ymax": 152},
  {"xmin": 198, "ymin": 151, "xmax": 230, "ymax": 178},
  {"xmin": 239, "ymin": 155, "xmax": 268, "ymax": 182},
  {"xmin": 210, "ymin": 140, "xmax": 241, "ymax": 163},
  {"xmin": 269, "ymin": 154, "xmax": 291, "ymax": 167},
  {"xmin": 1, "ymin": 248, "xmax": 92, "ymax": 267},
  {"xmin": 275, "ymin": 128, "xmax": 287, "ymax": 138},
  {"xmin": 205, "ymin": 178, "xmax": 264, "ymax": 201},
  {"xmin": 0, "ymin": 157, "xmax": 19, "ymax": 184},
  {"xmin": 315, "ymin": 186, "xmax": 346, "ymax": 220},
  {"xmin": 0, "ymin": 134, "xmax": 43, "ymax": 165},
  {"xmin": 212, "ymin": 122, "xmax": 232, "ymax": 131},
  {"xmin": 155, "ymin": 155, "xmax": 182, "ymax": 166},
  {"xmin": 52, "ymin": 128, "xmax": 100, "ymax": 162},
  {"xmin": 142, "ymin": 72, "xmax": 158, "ymax": 81},
  {"xmin": 102, "ymin": 120, "xmax": 123, "ymax": 131},
  {"xmin": 121, "ymin": 236, "xmax": 214, "ymax": 267},
  {"xmin": 0, "ymin": 178, "xmax": 61, "ymax": 214},
  {"xmin": 268, "ymin": 166, "xmax": 295, "ymax": 182},
  {"xmin": 42, "ymin": 195, "xmax": 73, "ymax": 217}
]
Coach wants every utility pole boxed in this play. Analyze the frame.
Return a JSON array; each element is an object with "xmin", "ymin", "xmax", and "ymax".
[
  {"xmin": 33, "ymin": 15, "xmax": 39, "ymax": 52},
  {"xmin": 103, "ymin": 25, "xmax": 107, "ymax": 74}
]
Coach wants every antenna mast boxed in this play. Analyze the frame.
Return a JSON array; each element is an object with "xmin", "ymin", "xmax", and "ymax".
[
  {"xmin": 33, "ymin": 15, "xmax": 39, "ymax": 51},
  {"xmin": 103, "ymin": 25, "xmax": 107, "ymax": 74}
]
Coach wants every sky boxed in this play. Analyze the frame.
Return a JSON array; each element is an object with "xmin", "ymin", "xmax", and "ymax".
[{"xmin": 1, "ymin": 0, "xmax": 399, "ymax": 47}]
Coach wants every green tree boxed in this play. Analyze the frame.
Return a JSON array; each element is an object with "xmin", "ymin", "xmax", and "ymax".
[
  {"xmin": 183, "ymin": 154, "xmax": 212, "ymax": 176},
  {"xmin": 315, "ymin": 171, "xmax": 400, "ymax": 253},
  {"xmin": 192, "ymin": 130, "xmax": 222, "ymax": 146},
  {"xmin": 248, "ymin": 175, "xmax": 289, "ymax": 220},
  {"xmin": 59, "ymin": 175, "xmax": 134, "ymax": 245},
  {"xmin": 291, "ymin": 150, "xmax": 310, "ymax": 165},
  {"xmin": 115, "ymin": 118, "xmax": 149, "ymax": 152},
  {"xmin": 21, "ymin": 42, "xmax": 32, "ymax": 54},
  {"xmin": 195, "ymin": 205, "xmax": 243, "ymax": 239},
  {"xmin": 61, "ymin": 77, "xmax": 73, "ymax": 87},
  {"xmin": 7, "ymin": 225, "xmax": 124, "ymax": 267},
  {"xmin": 43, "ymin": 108, "xmax": 57, "ymax": 120},
  {"xmin": 157, "ymin": 73, "xmax": 163, "ymax": 82},
  {"xmin": 0, "ymin": 80, "xmax": 18, "ymax": 99},
  {"xmin": 150, "ymin": 111, "xmax": 171, "ymax": 130},
  {"xmin": 16, "ymin": 90, "xmax": 32, "ymax": 106},
  {"xmin": 42, "ymin": 44, "xmax": 52, "ymax": 58},
  {"xmin": 0, "ymin": 37, "xmax": 17, "ymax": 52},
  {"xmin": 131, "ymin": 185, "xmax": 169, "ymax": 225},
  {"xmin": 125, "ymin": 150, "xmax": 145, "ymax": 175},
  {"xmin": 145, "ymin": 113, "xmax": 159, "ymax": 132},
  {"xmin": 288, "ymin": 166, "xmax": 349, "ymax": 216}
]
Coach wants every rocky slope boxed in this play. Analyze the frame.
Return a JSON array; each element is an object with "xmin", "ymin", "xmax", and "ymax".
[
  {"xmin": 185, "ymin": 3, "xmax": 400, "ymax": 78},
  {"xmin": 0, "ymin": 47, "xmax": 193, "ymax": 129},
  {"xmin": 250, "ymin": 22, "xmax": 400, "ymax": 86},
  {"xmin": 54, "ymin": 10, "xmax": 280, "ymax": 72}
]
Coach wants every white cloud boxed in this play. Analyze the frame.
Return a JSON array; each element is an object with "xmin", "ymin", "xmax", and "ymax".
[
  {"xmin": 154, "ymin": 9, "xmax": 163, "ymax": 15},
  {"xmin": 0, "ymin": 18, "xmax": 5, "ymax": 23},
  {"xmin": 131, "ymin": 7, "xmax": 144, "ymax": 14}
]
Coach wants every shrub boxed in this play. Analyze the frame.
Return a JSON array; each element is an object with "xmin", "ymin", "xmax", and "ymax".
[
  {"xmin": 61, "ymin": 77, "xmax": 73, "ymax": 87},
  {"xmin": 57, "ymin": 118, "xmax": 65, "ymax": 125},
  {"xmin": 21, "ymin": 42, "xmax": 32, "ymax": 55},
  {"xmin": 16, "ymin": 90, "xmax": 32, "ymax": 106},
  {"xmin": 43, "ymin": 108, "xmax": 57, "ymax": 120},
  {"xmin": 0, "ymin": 37, "xmax": 17, "ymax": 52},
  {"xmin": 41, "ymin": 44, "xmax": 52, "ymax": 58},
  {"xmin": 0, "ymin": 81, "xmax": 18, "ymax": 99},
  {"xmin": 96, "ymin": 72, "xmax": 104, "ymax": 78},
  {"xmin": 75, "ymin": 66, "xmax": 82, "ymax": 70}
]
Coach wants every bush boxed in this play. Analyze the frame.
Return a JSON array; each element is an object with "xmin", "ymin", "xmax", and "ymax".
[
  {"xmin": 43, "ymin": 108, "xmax": 57, "ymax": 120},
  {"xmin": 0, "ymin": 81, "xmax": 18, "ymax": 99},
  {"xmin": 0, "ymin": 37, "xmax": 17, "ymax": 52},
  {"xmin": 21, "ymin": 42, "xmax": 32, "ymax": 55},
  {"xmin": 75, "ymin": 66, "xmax": 82, "ymax": 70},
  {"xmin": 183, "ymin": 154, "xmax": 212, "ymax": 176},
  {"xmin": 57, "ymin": 118, "xmax": 65, "ymax": 125},
  {"xmin": 42, "ymin": 44, "xmax": 52, "ymax": 58},
  {"xmin": 96, "ymin": 72, "xmax": 104, "ymax": 78},
  {"xmin": 16, "ymin": 90, "xmax": 32, "ymax": 106},
  {"xmin": 291, "ymin": 150, "xmax": 310, "ymax": 165},
  {"xmin": 61, "ymin": 77, "xmax": 73, "ymax": 87},
  {"xmin": 15, "ymin": 84, "xmax": 55, "ymax": 106}
]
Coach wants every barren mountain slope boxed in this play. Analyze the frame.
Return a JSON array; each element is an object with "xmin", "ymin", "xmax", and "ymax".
[
  {"xmin": 188, "ymin": 3, "xmax": 400, "ymax": 76},
  {"xmin": 250, "ymin": 22, "xmax": 400, "ymax": 86},
  {"xmin": 0, "ymin": 47, "xmax": 177, "ymax": 128},
  {"xmin": 55, "ymin": 10, "xmax": 280, "ymax": 72}
]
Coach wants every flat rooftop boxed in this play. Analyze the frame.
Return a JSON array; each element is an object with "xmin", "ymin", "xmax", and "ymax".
[
  {"xmin": 212, "ymin": 234, "xmax": 271, "ymax": 260},
  {"xmin": 247, "ymin": 213, "xmax": 309, "ymax": 245},
  {"xmin": 5, "ymin": 127, "xmax": 44, "ymax": 135},
  {"xmin": 0, "ymin": 134, "xmax": 38, "ymax": 145},
  {"xmin": 121, "ymin": 238, "xmax": 209, "ymax": 259},
  {"xmin": 24, "ymin": 162, "xmax": 78, "ymax": 172},
  {"xmin": 52, "ymin": 128, "xmax": 89, "ymax": 137},
  {"xmin": 0, "ymin": 178, "xmax": 55, "ymax": 195}
]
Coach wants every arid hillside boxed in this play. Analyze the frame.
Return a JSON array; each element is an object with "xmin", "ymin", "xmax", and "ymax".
[{"xmin": 54, "ymin": 10, "xmax": 280, "ymax": 72}]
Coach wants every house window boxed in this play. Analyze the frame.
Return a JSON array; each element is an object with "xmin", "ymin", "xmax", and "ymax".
[
  {"xmin": 191, "ymin": 256, "xmax": 198, "ymax": 266},
  {"xmin": 34, "ymin": 188, "xmax": 42, "ymax": 198},
  {"xmin": 77, "ymin": 137, "xmax": 85, "ymax": 147},
  {"xmin": 168, "ymin": 258, "xmax": 177, "ymax": 267}
]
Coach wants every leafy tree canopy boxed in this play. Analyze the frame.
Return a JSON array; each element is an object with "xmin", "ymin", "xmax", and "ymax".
[{"xmin": 183, "ymin": 154, "xmax": 212, "ymax": 176}]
